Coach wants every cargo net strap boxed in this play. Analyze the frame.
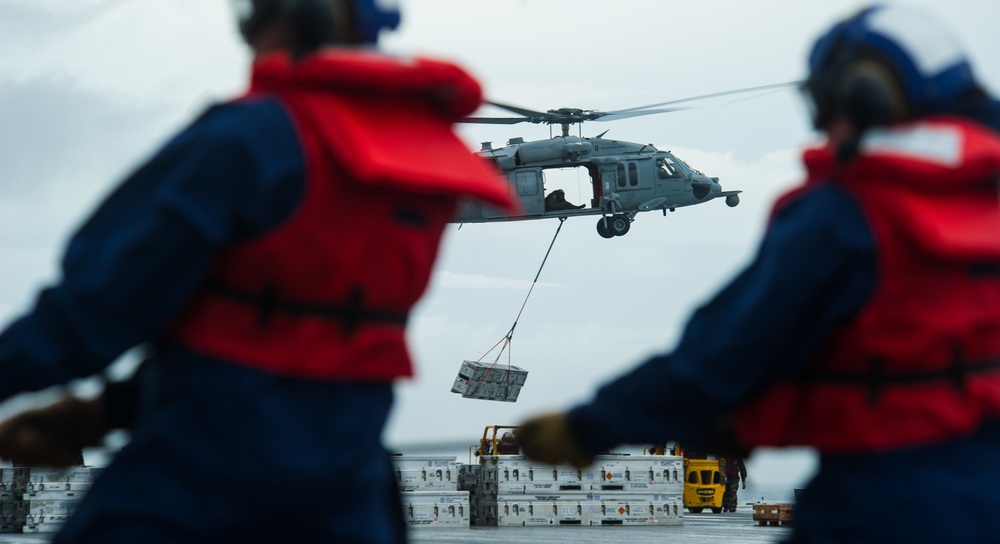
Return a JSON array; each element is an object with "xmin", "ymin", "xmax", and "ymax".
[{"xmin": 476, "ymin": 217, "xmax": 566, "ymax": 383}]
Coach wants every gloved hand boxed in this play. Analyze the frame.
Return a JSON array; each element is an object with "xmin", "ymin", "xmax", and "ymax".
[
  {"xmin": 742, "ymin": 478, "xmax": 747, "ymax": 490},
  {"xmin": 0, "ymin": 395, "xmax": 107, "ymax": 468},
  {"xmin": 515, "ymin": 412, "xmax": 595, "ymax": 468}
]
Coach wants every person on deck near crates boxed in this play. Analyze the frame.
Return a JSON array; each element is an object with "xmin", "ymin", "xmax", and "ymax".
[
  {"xmin": 515, "ymin": 5, "xmax": 1000, "ymax": 543},
  {"xmin": 0, "ymin": 0, "xmax": 515, "ymax": 542},
  {"xmin": 720, "ymin": 455, "xmax": 746, "ymax": 512}
]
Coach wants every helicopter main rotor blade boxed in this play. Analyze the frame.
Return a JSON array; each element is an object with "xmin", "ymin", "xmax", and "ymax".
[
  {"xmin": 487, "ymin": 101, "xmax": 551, "ymax": 119},
  {"xmin": 607, "ymin": 81, "xmax": 803, "ymax": 115},
  {"xmin": 462, "ymin": 80, "xmax": 800, "ymax": 126},
  {"xmin": 461, "ymin": 116, "xmax": 530, "ymax": 125},
  {"xmin": 594, "ymin": 106, "xmax": 692, "ymax": 121}
]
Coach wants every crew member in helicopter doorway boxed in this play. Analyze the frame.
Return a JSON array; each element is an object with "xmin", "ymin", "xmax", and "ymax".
[
  {"xmin": 515, "ymin": 6, "xmax": 1000, "ymax": 543},
  {"xmin": 0, "ymin": 1, "xmax": 514, "ymax": 542}
]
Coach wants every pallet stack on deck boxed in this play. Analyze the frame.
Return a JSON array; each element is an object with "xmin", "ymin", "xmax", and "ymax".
[
  {"xmin": 393, "ymin": 456, "xmax": 470, "ymax": 528},
  {"xmin": 753, "ymin": 503, "xmax": 794, "ymax": 526},
  {"xmin": 470, "ymin": 454, "xmax": 684, "ymax": 527},
  {"xmin": 0, "ymin": 467, "xmax": 99, "ymax": 534}
]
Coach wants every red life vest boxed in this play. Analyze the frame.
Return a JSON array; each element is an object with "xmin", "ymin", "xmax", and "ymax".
[
  {"xmin": 169, "ymin": 50, "xmax": 516, "ymax": 381},
  {"xmin": 736, "ymin": 117, "xmax": 1000, "ymax": 453}
]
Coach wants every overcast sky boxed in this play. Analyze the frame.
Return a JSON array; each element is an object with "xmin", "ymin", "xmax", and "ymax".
[{"xmin": 2, "ymin": 0, "xmax": 999, "ymax": 484}]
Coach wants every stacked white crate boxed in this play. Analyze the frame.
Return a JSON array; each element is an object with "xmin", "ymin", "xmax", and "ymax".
[
  {"xmin": 472, "ymin": 454, "xmax": 683, "ymax": 527},
  {"xmin": 450, "ymin": 360, "xmax": 527, "ymax": 402},
  {"xmin": 393, "ymin": 456, "xmax": 469, "ymax": 528},
  {"xmin": 0, "ymin": 468, "xmax": 27, "ymax": 533},
  {"xmin": 0, "ymin": 467, "xmax": 99, "ymax": 534}
]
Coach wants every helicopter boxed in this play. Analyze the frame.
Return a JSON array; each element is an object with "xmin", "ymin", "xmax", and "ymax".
[{"xmin": 455, "ymin": 82, "xmax": 797, "ymax": 238}]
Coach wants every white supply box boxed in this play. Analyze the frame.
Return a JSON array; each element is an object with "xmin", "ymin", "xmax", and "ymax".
[
  {"xmin": 19, "ymin": 499, "xmax": 81, "ymax": 517},
  {"xmin": 480, "ymin": 455, "xmax": 683, "ymax": 494},
  {"xmin": 22, "ymin": 521, "xmax": 65, "ymax": 534},
  {"xmin": 451, "ymin": 360, "xmax": 527, "ymax": 402},
  {"xmin": 579, "ymin": 497, "xmax": 683, "ymax": 526},
  {"xmin": 457, "ymin": 464, "xmax": 480, "ymax": 492},
  {"xmin": 401, "ymin": 491, "xmax": 470, "ymax": 528},
  {"xmin": 23, "ymin": 482, "xmax": 92, "ymax": 500},
  {"xmin": 0, "ymin": 514, "xmax": 20, "ymax": 534},
  {"xmin": 494, "ymin": 496, "xmax": 682, "ymax": 527},
  {"xmin": 496, "ymin": 499, "xmax": 585, "ymax": 526},
  {"xmin": 24, "ymin": 467, "xmax": 100, "ymax": 484},
  {"xmin": 393, "ymin": 456, "xmax": 459, "ymax": 491},
  {"xmin": 23, "ymin": 513, "xmax": 71, "ymax": 533}
]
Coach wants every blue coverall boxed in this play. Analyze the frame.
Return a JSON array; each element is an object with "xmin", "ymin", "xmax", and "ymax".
[
  {"xmin": 568, "ymin": 181, "xmax": 1000, "ymax": 543},
  {"xmin": 0, "ymin": 98, "xmax": 406, "ymax": 543}
]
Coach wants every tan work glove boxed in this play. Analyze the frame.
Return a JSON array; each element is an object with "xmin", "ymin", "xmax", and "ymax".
[
  {"xmin": 515, "ymin": 412, "xmax": 595, "ymax": 468},
  {"xmin": 0, "ymin": 395, "xmax": 107, "ymax": 468}
]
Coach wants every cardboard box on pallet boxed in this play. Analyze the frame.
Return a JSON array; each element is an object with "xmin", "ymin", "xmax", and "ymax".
[{"xmin": 753, "ymin": 503, "xmax": 794, "ymax": 526}]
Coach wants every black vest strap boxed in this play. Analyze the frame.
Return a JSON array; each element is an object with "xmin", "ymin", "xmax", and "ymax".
[
  {"xmin": 204, "ymin": 280, "xmax": 408, "ymax": 337},
  {"xmin": 800, "ymin": 343, "xmax": 1000, "ymax": 404}
]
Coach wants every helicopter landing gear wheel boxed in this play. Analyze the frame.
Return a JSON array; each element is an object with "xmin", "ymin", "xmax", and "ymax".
[
  {"xmin": 608, "ymin": 214, "xmax": 630, "ymax": 236},
  {"xmin": 596, "ymin": 218, "xmax": 615, "ymax": 239}
]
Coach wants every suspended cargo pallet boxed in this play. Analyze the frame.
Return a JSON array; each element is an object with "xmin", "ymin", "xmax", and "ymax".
[
  {"xmin": 451, "ymin": 360, "xmax": 527, "ymax": 402},
  {"xmin": 453, "ymin": 219, "xmax": 566, "ymax": 403}
]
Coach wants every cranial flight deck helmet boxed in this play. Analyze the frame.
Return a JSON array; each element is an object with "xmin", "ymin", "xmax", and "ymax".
[
  {"xmin": 803, "ymin": 5, "xmax": 979, "ymax": 131},
  {"xmin": 233, "ymin": 0, "xmax": 401, "ymax": 49}
]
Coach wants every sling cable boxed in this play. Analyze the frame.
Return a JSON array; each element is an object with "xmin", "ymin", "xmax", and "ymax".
[{"xmin": 450, "ymin": 218, "xmax": 566, "ymax": 402}]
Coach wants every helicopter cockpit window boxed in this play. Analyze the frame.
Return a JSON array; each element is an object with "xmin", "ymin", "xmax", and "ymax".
[
  {"xmin": 616, "ymin": 163, "xmax": 627, "ymax": 188},
  {"xmin": 677, "ymin": 157, "xmax": 703, "ymax": 175},
  {"xmin": 657, "ymin": 157, "xmax": 683, "ymax": 179},
  {"xmin": 628, "ymin": 162, "xmax": 638, "ymax": 186}
]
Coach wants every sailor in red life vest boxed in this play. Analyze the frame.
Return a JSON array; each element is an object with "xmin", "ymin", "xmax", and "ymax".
[
  {"xmin": 0, "ymin": 1, "xmax": 514, "ymax": 542},
  {"xmin": 515, "ymin": 6, "xmax": 1000, "ymax": 543}
]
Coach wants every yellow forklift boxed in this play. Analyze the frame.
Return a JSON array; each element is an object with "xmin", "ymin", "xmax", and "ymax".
[
  {"xmin": 654, "ymin": 444, "xmax": 725, "ymax": 514},
  {"xmin": 683, "ymin": 457, "xmax": 725, "ymax": 513},
  {"xmin": 472, "ymin": 425, "xmax": 521, "ymax": 460}
]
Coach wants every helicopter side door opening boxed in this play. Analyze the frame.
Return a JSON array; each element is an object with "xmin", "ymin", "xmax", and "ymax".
[{"xmin": 541, "ymin": 165, "xmax": 595, "ymax": 213}]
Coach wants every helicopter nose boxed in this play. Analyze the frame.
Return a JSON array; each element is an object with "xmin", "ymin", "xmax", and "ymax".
[{"xmin": 690, "ymin": 177, "xmax": 721, "ymax": 200}]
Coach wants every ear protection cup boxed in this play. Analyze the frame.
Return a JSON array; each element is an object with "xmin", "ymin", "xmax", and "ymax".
[
  {"xmin": 285, "ymin": 0, "xmax": 335, "ymax": 49},
  {"xmin": 818, "ymin": 56, "xmax": 905, "ymax": 131},
  {"xmin": 238, "ymin": 0, "xmax": 334, "ymax": 50},
  {"xmin": 805, "ymin": 6, "xmax": 977, "ymax": 129},
  {"xmin": 804, "ymin": 23, "xmax": 905, "ymax": 133},
  {"xmin": 237, "ymin": 0, "xmax": 280, "ymax": 44}
]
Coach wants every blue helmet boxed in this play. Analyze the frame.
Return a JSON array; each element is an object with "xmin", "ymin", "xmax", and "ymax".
[
  {"xmin": 805, "ymin": 5, "xmax": 978, "ymax": 127},
  {"xmin": 353, "ymin": 0, "xmax": 401, "ymax": 43}
]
